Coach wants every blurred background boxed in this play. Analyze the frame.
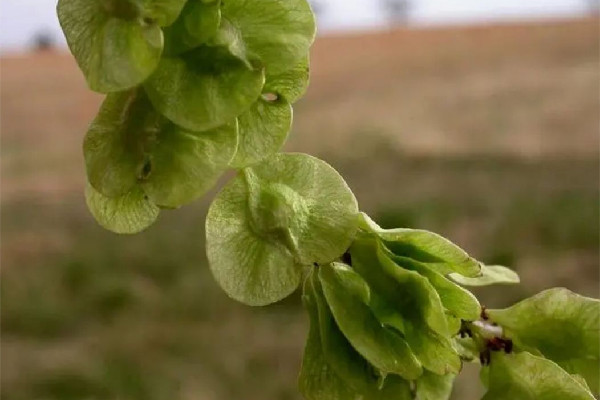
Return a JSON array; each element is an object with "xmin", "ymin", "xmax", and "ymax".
[{"xmin": 1, "ymin": 1, "xmax": 599, "ymax": 399}]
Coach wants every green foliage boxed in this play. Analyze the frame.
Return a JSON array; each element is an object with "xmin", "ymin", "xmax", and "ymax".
[
  {"xmin": 351, "ymin": 237, "xmax": 461, "ymax": 376},
  {"xmin": 57, "ymin": 0, "xmax": 174, "ymax": 93},
  {"xmin": 230, "ymin": 97, "xmax": 293, "ymax": 168},
  {"xmin": 84, "ymin": 90, "xmax": 238, "ymax": 207},
  {"xmin": 449, "ymin": 264, "xmax": 520, "ymax": 286},
  {"xmin": 206, "ymin": 153, "xmax": 358, "ymax": 305},
  {"xmin": 300, "ymin": 272, "xmax": 405, "ymax": 400},
  {"xmin": 65, "ymin": 0, "xmax": 316, "ymax": 234},
  {"xmin": 144, "ymin": 46, "xmax": 265, "ymax": 131},
  {"xmin": 482, "ymin": 352, "xmax": 595, "ymax": 400},
  {"xmin": 358, "ymin": 212, "xmax": 482, "ymax": 277},
  {"xmin": 416, "ymin": 371, "xmax": 455, "ymax": 400},
  {"xmin": 391, "ymin": 255, "xmax": 480, "ymax": 322},
  {"xmin": 319, "ymin": 262, "xmax": 422, "ymax": 379},
  {"xmin": 139, "ymin": 120, "xmax": 238, "ymax": 207},
  {"xmin": 163, "ymin": 0, "xmax": 221, "ymax": 56},
  {"xmin": 264, "ymin": 56, "xmax": 310, "ymax": 104},
  {"xmin": 57, "ymin": 0, "xmax": 600, "ymax": 398},
  {"xmin": 299, "ymin": 289, "xmax": 361, "ymax": 400},
  {"xmin": 488, "ymin": 288, "xmax": 600, "ymax": 394},
  {"xmin": 85, "ymin": 184, "xmax": 159, "ymax": 235},
  {"xmin": 84, "ymin": 91, "xmax": 153, "ymax": 197},
  {"xmin": 220, "ymin": 0, "xmax": 316, "ymax": 73}
]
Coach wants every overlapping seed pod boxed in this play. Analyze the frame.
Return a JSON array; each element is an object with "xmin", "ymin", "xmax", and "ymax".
[
  {"xmin": 299, "ymin": 213, "xmax": 519, "ymax": 400},
  {"xmin": 58, "ymin": 0, "xmax": 316, "ymax": 233},
  {"xmin": 205, "ymin": 153, "xmax": 359, "ymax": 306}
]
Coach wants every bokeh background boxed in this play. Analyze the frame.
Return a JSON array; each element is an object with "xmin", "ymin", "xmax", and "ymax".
[{"xmin": 1, "ymin": 1, "xmax": 599, "ymax": 399}]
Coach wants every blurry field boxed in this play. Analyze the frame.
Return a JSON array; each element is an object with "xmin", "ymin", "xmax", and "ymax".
[{"xmin": 2, "ymin": 18, "xmax": 599, "ymax": 400}]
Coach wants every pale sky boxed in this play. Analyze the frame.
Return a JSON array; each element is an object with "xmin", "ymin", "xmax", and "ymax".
[{"xmin": 0, "ymin": 0, "xmax": 589, "ymax": 52}]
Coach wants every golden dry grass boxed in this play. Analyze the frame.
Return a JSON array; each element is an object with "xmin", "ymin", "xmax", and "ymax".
[{"xmin": 293, "ymin": 18, "xmax": 599, "ymax": 157}]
